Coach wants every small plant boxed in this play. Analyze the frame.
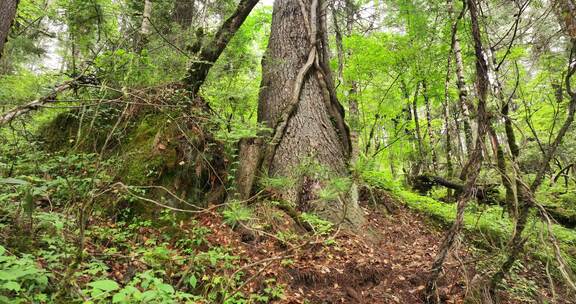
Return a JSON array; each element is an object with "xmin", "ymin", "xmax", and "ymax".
[
  {"xmin": 301, "ymin": 213, "xmax": 333, "ymax": 235},
  {"xmin": 259, "ymin": 175, "xmax": 294, "ymax": 193},
  {"xmin": 84, "ymin": 271, "xmax": 198, "ymax": 303},
  {"xmin": 250, "ymin": 278, "xmax": 285, "ymax": 303},
  {"xmin": 318, "ymin": 177, "xmax": 352, "ymax": 201},
  {"xmin": 222, "ymin": 201, "xmax": 253, "ymax": 229}
]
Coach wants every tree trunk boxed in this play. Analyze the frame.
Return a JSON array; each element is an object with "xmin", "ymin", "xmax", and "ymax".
[
  {"xmin": 257, "ymin": 0, "xmax": 363, "ymax": 226},
  {"xmin": 425, "ymin": 0, "xmax": 490, "ymax": 301},
  {"xmin": 443, "ymin": 0, "xmax": 455, "ymax": 198},
  {"xmin": 487, "ymin": 124, "xmax": 516, "ymax": 216},
  {"xmin": 451, "ymin": 3, "xmax": 474, "ymax": 157},
  {"xmin": 333, "ymin": 0, "xmax": 360, "ymax": 163},
  {"xmin": 423, "ymin": 80, "xmax": 439, "ymax": 174},
  {"xmin": 412, "ymin": 82, "xmax": 426, "ymax": 170},
  {"xmin": 0, "ymin": 0, "xmax": 19, "ymax": 59},
  {"xmin": 137, "ymin": 0, "xmax": 153, "ymax": 51},
  {"xmin": 183, "ymin": 0, "xmax": 259, "ymax": 96}
]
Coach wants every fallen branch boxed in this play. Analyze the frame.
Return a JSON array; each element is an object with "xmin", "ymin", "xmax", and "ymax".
[{"xmin": 0, "ymin": 76, "xmax": 96, "ymax": 127}]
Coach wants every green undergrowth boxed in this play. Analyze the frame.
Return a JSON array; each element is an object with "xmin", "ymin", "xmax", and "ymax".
[{"xmin": 362, "ymin": 170, "xmax": 576, "ymax": 276}]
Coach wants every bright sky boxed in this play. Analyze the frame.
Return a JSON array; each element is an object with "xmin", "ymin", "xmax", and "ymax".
[{"xmin": 262, "ymin": 0, "xmax": 274, "ymax": 6}]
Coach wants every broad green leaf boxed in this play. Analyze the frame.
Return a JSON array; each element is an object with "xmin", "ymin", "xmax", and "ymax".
[
  {"xmin": 0, "ymin": 268, "xmax": 37, "ymax": 281},
  {"xmin": 1, "ymin": 281, "xmax": 20, "ymax": 291},
  {"xmin": 156, "ymin": 283, "xmax": 174, "ymax": 294},
  {"xmin": 88, "ymin": 279, "xmax": 119, "ymax": 292},
  {"xmin": 188, "ymin": 275, "xmax": 197, "ymax": 288}
]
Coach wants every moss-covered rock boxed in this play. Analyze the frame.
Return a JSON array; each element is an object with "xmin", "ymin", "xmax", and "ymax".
[{"xmin": 36, "ymin": 88, "xmax": 228, "ymax": 215}]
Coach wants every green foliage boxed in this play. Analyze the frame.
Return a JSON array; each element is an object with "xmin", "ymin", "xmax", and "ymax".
[
  {"xmin": 85, "ymin": 271, "xmax": 197, "ymax": 304},
  {"xmin": 301, "ymin": 213, "xmax": 333, "ymax": 236},
  {"xmin": 318, "ymin": 177, "xmax": 352, "ymax": 202},
  {"xmin": 222, "ymin": 202, "xmax": 253, "ymax": 229},
  {"xmin": 0, "ymin": 245, "xmax": 50, "ymax": 303},
  {"xmin": 394, "ymin": 190, "xmax": 576, "ymax": 272}
]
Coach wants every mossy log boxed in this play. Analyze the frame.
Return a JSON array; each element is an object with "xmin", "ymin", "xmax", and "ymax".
[{"xmin": 413, "ymin": 174, "xmax": 500, "ymax": 205}]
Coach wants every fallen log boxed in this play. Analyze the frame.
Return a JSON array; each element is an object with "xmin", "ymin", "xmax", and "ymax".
[
  {"xmin": 543, "ymin": 205, "xmax": 576, "ymax": 228},
  {"xmin": 412, "ymin": 174, "xmax": 500, "ymax": 205}
]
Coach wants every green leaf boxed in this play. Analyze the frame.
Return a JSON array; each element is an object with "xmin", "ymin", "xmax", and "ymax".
[
  {"xmin": 156, "ymin": 283, "xmax": 174, "ymax": 294},
  {"xmin": 0, "ymin": 178, "xmax": 28, "ymax": 185},
  {"xmin": 188, "ymin": 275, "xmax": 197, "ymax": 288},
  {"xmin": 0, "ymin": 268, "xmax": 37, "ymax": 280},
  {"xmin": 1, "ymin": 281, "xmax": 21, "ymax": 291},
  {"xmin": 88, "ymin": 279, "xmax": 119, "ymax": 292}
]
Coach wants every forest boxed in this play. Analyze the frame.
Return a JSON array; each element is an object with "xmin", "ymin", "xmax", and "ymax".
[{"xmin": 0, "ymin": 0, "xmax": 575, "ymax": 303}]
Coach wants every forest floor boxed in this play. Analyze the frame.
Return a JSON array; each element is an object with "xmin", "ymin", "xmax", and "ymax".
[
  {"xmin": 189, "ymin": 191, "xmax": 568, "ymax": 304},
  {"xmin": 3, "ymin": 183, "xmax": 571, "ymax": 303}
]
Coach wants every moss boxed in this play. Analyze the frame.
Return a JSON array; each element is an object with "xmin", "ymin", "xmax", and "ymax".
[
  {"xmin": 118, "ymin": 114, "xmax": 175, "ymax": 186},
  {"xmin": 391, "ymin": 189, "xmax": 576, "ymax": 273},
  {"xmin": 36, "ymin": 101, "xmax": 227, "ymax": 215},
  {"xmin": 38, "ymin": 111, "xmax": 80, "ymax": 151}
]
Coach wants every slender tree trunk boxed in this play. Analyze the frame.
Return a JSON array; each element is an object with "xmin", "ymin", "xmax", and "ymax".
[
  {"xmin": 412, "ymin": 82, "xmax": 426, "ymax": 171},
  {"xmin": 451, "ymin": 2, "xmax": 474, "ymax": 157},
  {"xmin": 425, "ymin": 0, "xmax": 490, "ymax": 301},
  {"xmin": 136, "ymin": 0, "xmax": 153, "ymax": 51},
  {"xmin": 444, "ymin": 0, "xmax": 455, "ymax": 199},
  {"xmin": 333, "ymin": 0, "xmax": 360, "ymax": 163},
  {"xmin": 487, "ymin": 124, "xmax": 516, "ymax": 214},
  {"xmin": 0, "ymin": 0, "xmax": 19, "ymax": 59},
  {"xmin": 173, "ymin": 0, "xmax": 196, "ymax": 28},
  {"xmin": 257, "ymin": 0, "xmax": 363, "ymax": 226},
  {"xmin": 423, "ymin": 80, "xmax": 439, "ymax": 174}
]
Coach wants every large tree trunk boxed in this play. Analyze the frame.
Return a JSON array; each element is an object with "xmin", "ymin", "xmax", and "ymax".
[
  {"xmin": 257, "ymin": 0, "xmax": 363, "ymax": 226},
  {"xmin": 0, "ymin": 0, "xmax": 19, "ymax": 59}
]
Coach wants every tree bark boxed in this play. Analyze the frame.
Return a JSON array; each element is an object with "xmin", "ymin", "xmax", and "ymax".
[
  {"xmin": 137, "ymin": 0, "xmax": 153, "ymax": 51},
  {"xmin": 183, "ymin": 0, "xmax": 259, "ymax": 96},
  {"xmin": 257, "ymin": 0, "xmax": 362, "ymax": 226},
  {"xmin": 487, "ymin": 123, "xmax": 516, "ymax": 215},
  {"xmin": 451, "ymin": 2, "xmax": 474, "ymax": 157},
  {"xmin": 423, "ymin": 80, "xmax": 439, "ymax": 173},
  {"xmin": 0, "ymin": 0, "xmax": 19, "ymax": 59},
  {"xmin": 412, "ymin": 82, "xmax": 426, "ymax": 170},
  {"xmin": 443, "ymin": 0, "xmax": 456, "ymax": 198},
  {"xmin": 333, "ymin": 0, "xmax": 360, "ymax": 163}
]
